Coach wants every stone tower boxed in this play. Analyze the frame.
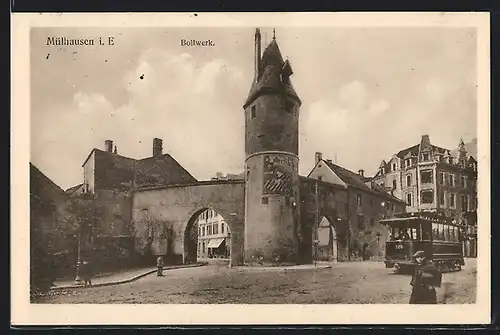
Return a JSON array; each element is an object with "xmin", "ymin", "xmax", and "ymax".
[{"xmin": 243, "ymin": 28, "xmax": 302, "ymax": 265}]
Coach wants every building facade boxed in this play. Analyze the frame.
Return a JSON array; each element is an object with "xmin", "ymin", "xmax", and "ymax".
[
  {"xmin": 371, "ymin": 135, "xmax": 478, "ymax": 257},
  {"xmin": 306, "ymin": 153, "xmax": 407, "ymax": 261},
  {"xmin": 196, "ymin": 209, "xmax": 231, "ymax": 259}
]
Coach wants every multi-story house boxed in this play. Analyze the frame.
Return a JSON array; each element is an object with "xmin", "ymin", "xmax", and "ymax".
[
  {"xmin": 372, "ymin": 135, "xmax": 478, "ymax": 257},
  {"xmin": 197, "ymin": 209, "xmax": 231, "ymax": 259},
  {"xmin": 307, "ymin": 153, "xmax": 406, "ymax": 260}
]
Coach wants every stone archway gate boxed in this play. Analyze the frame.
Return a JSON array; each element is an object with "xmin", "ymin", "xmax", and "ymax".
[{"xmin": 131, "ymin": 180, "xmax": 245, "ymax": 266}]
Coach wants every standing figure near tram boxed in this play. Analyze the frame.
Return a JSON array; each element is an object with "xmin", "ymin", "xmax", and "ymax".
[{"xmin": 409, "ymin": 250, "xmax": 442, "ymax": 304}]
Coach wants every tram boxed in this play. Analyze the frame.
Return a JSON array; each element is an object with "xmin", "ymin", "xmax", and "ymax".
[{"xmin": 379, "ymin": 212, "xmax": 465, "ymax": 273}]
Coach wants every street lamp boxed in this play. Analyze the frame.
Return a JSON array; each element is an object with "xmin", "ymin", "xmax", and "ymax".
[{"xmin": 74, "ymin": 228, "xmax": 83, "ymax": 284}]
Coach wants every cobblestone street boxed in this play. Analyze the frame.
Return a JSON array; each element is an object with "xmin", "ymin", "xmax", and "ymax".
[{"xmin": 33, "ymin": 259, "xmax": 476, "ymax": 304}]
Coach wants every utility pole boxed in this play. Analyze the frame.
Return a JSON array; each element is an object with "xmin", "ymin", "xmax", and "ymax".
[{"xmin": 314, "ymin": 179, "xmax": 320, "ymax": 266}]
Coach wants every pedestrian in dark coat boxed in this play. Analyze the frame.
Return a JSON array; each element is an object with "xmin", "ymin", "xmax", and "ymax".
[
  {"xmin": 157, "ymin": 256, "xmax": 164, "ymax": 277},
  {"xmin": 409, "ymin": 250, "xmax": 441, "ymax": 304},
  {"xmin": 82, "ymin": 260, "xmax": 93, "ymax": 286}
]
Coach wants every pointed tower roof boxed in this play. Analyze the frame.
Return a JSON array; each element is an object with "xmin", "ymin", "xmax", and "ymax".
[
  {"xmin": 244, "ymin": 36, "xmax": 301, "ymax": 108},
  {"xmin": 419, "ymin": 134, "xmax": 433, "ymax": 152}
]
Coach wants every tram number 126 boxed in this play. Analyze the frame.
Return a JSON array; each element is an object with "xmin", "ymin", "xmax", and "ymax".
[{"xmin": 395, "ymin": 244, "xmax": 404, "ymax": 250}]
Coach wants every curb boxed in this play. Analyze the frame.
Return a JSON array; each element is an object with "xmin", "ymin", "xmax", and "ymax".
[{"xmin": 50, "ymin": 263, "xmax": 206, "ymax": 291}]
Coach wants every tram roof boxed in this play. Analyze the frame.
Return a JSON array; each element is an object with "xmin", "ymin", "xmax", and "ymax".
[{"xmin": 379, "ymin": 213, "xmax": 457, "ymax": 225}]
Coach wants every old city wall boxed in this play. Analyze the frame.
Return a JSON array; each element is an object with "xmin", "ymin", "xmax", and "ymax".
[{"xmin": 132, "ymin": 181, "xmax": 245, "ymax": 266}]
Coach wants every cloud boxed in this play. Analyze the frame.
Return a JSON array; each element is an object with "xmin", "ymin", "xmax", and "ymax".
[
  {"xmin": 31, "ymin": 49, "xmax": 247, "ymax": 189},
  {"xmin": 299, "ymin": 81, "xmax": 392, "ymax": 176}
]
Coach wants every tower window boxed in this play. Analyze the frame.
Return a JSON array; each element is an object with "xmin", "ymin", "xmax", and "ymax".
[{"xmin": 251, "ymin": 106, "xmax": 256, "ymax": 119}]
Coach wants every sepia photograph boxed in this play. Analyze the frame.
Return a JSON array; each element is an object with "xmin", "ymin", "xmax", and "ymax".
[{"xmin": 12, "ymin": 12, "xmax": 490, "ymax": 325}]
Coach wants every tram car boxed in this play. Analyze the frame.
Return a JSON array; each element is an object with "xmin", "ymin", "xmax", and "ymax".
[{"xmin": 379, "ymin": 212, "xmax": 465, "ymax": 273}]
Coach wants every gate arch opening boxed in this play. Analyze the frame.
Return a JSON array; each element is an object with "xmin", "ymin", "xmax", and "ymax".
[{"xmin": 183, "ymin": 207, "xmax": 232, "ymax": 265}]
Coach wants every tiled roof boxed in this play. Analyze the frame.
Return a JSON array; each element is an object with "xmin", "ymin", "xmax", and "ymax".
[
  {"xmin": 86, "ymin": 148, "xmax": 197, "ymax": 190},
  {"xmin": 30, "ymin": 162, "xmax": 67, "ymax": 202},
  {"xmin": 323, "ymin": 161, "xmax": 404, "ymax": 203},
  {"xmin": 244, "ymin": 39, "xmax": 301, "ymax": 108}
]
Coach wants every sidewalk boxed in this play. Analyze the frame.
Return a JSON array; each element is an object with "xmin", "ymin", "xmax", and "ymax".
[{"xmin": 50, "ymin": 263, "xmax": 206, "ymax": 291}]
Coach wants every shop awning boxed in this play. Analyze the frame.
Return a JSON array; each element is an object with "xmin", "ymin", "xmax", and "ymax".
[{"xmin": 207, "ymin": 238, "xmax": 225, "ymax": 248}]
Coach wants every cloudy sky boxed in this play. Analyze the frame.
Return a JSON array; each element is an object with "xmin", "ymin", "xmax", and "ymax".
[{"xmin": 30, "ymin": 27, "xmax": 477, "ymax": 190}]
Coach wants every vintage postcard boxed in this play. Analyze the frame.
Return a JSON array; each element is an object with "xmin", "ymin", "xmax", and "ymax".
[{"xmin": 11, "ymin": 12, "xmax": 490, "ymax": 325}]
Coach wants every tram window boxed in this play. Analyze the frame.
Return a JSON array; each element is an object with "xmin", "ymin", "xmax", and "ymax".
[
  {"xmin": 432, "ymin": 223, "xmax": 439, "ymax": 240},
  {"xmin": 445, "ymin": 225, "xmax": 450, "ymax": 242},
  {"xmin": 438, "ymin": 224, "xmax": 445, "ymax": 241},
  {"xmin": 453, "ymin": 227, "xmax": 458, "ymax": 242},
  {"xmin": 409, "ymin": 227, "xmax": 418, "ymax": 240},
  {"xmin": 421, "ymin": 226, "xmax": 431, "ymax": 241}
]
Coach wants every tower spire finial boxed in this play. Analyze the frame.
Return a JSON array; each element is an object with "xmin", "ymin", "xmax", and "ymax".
[{"xmin": 273, "ymin": 28, "xmax": 276, "ymax": 40}]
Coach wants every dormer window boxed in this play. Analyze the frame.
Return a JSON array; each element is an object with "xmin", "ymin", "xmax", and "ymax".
[
  {"xmin": 392, "ymin": 163, "xmax": 396, "ymax": 171},
  {"xmin": 422, "ymin": 153, "xmax": 430, "ymax": 161}
]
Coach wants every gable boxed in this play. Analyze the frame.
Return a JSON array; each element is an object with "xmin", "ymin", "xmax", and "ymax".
[{"xmin": 307, "ymin": 161, "xmax": 347, "ymax": 188}]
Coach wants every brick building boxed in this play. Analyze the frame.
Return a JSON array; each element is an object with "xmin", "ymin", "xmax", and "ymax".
[
  {"xmin": 371, "ymin": 135, "xmax": 478, "ymax": 257},
  {"xmin": 305, "ymin": 153, "xmax": 406, "ymax": 261}
]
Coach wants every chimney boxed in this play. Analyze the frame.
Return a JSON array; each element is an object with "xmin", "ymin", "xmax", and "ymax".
[
  {"xmin": 153, "ymin": 138, "xmax": 163, "ymax": 157},
  {"xmin": 216, "ymin": 172, "xmax": 223, "ymax": 179},
  {"xmin": 105, "ymin": 140, "xmax": 113, "ymax": 153},
  {"xmin": 326, "ymin": 159, "xmax": 332, "ymax": 163},
  {"xmin": 315, "ymin": 152, "xmax": 323, "ymax": 165},
  {"xmin": 358, "ymin": 169, "xmax": 364, "ymax": 177},
  {"xmin": 254, "ymin": 28, "xmax": 262, "ymax": 80}
]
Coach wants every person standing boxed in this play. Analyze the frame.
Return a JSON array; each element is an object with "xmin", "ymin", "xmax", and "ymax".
[
  {"xmin": 409, "ymin": 250, "xmax": 441, "ymax": 304},
  {"xmin": 82, "ymin": 260, "xmax": 93, "ymax": 286},
  {"xmin": 156, "ymin": 256, "xmax": 164, "ymax": 277}
]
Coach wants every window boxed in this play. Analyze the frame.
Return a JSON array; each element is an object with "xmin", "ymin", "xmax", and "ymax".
[
  {"xmin": 202, "ymin": 226, "xmax": 205, "ymax": 236},
  {"xmin": 198, "ymin": 227, "xmax": 201, "ymax": 236},
  {"xmin": 449, "ymin": 193, "xmax": 456, "ymax": 208},
  {"xmin": 391, "ymin": 203, "xmax": 395, "ymax": 212},
  {"xmin": 421, "ymin": 190, "xmax": 434, "ymax": 204},
  {"xmin": 422, "ymin": 153, "xmax": 430, "ymax": 161},
  {"xmin": 357, "ymin": 215, "xmax": 365, "ymax": 229},
  {"xmin": 449, "ymin": 173, "xmax": 455, "ymax": 186},
  {"xmin": 406, "ymin": 193, "xmax": 412, "ymax": 206},
  {"xmin": 405, "ymin": 159, "xmax": 411, "ymax": 168},
  {"xmin": 221, "ymin": 223, "xmax": 224, "ymax": 234},
  {"xmin": 461, "ymin": 195, "xmax": 469, "ymax": 212},
  {"xmin": 420, "ymin": 170, "xmax": 433, "ymax": 184},
  {"xmin": 202, "ymin": 242, "xmax": 206, "ymax": 253},
  {"xmin": 392, "ymin": 163, "xmax": 396, "ymax": 171},
  {"xmin": 251, "ymin": 106, "xmax": 256, "ymax": 119},
  {"xmin": 392, "ymin": 180, "xmax": 397, "ymax": 190},
  {"xmin": 356, "ymin": 194, "xmax": 362, "ymax": 207},
  {"xmin": 439, "ymin": 172, "xmax": 445, "ymax": 185},
  {"xmin": 406, "ymin": 174, "xmax": 412, "ymax": 187},
  {"xmin": 261, "ymin": 197, "xmax": 269, "ymax": 205},
  {"xmin": 213, "ymin": 224, "xmax": 219, "ymax": 235},
  {"xmin": 440, "ymin": 191, "xmax": 445, "ymax": 206},
  {"xmin": 461, "ymin": 176, "xmax": 467, "ymax": 188},
  {"xmin": 438, "ymin": 224, "xmax": 445, "ymax": 241},
  {"xmin": 208, "ymin": 225, "xmax": 212, "ymax": 235}
]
